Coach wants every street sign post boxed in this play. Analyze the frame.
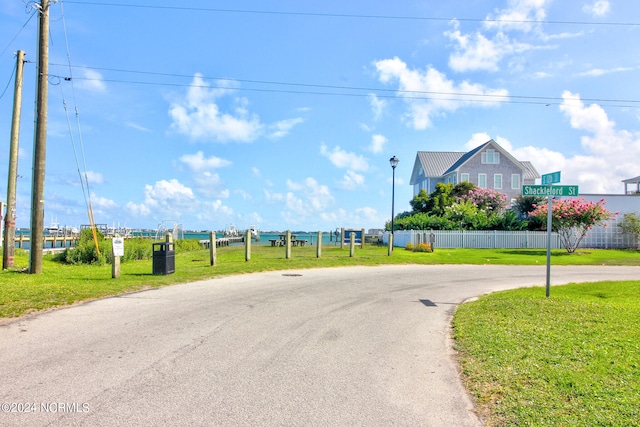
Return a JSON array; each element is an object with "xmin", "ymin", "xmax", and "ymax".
[
  {"xmin": 522, "ymin": 185, "xmax": 579, "ymax": 197},
  {"xmin": 523, "ymin": 173, "xmax": 579, "ymax": 298}
]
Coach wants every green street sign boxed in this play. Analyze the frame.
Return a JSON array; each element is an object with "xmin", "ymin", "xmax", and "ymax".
[
  {"xmin": 541, "ymin": 171, "xmax": 561, "ymax": 185},
  {"xmin": 522, "ymin": 185, "xmax": 579, "ymax": 197}
]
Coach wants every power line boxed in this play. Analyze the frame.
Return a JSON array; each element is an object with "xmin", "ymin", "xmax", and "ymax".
[
  {"xmin": 59, "ymin": 1, "xmax": 640, "ymax": 27},
  {"xmin": 0, "ymin": 9, "xmax": 37, "ymax": 59},
  {"xmin": 50, "ymin": 63, "xmax": 640, "ymax": 108}
]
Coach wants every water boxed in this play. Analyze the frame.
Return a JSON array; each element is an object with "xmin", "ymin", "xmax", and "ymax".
[
  {"xmin": 184, "ymin": 231, "xmax": 341, "ymax": 246},
  {"xmin": 11, "ymin": 230, "xmax": 344, "ymax": 251}
]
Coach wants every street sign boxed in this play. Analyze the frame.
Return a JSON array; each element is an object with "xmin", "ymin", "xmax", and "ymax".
[
  {"xmin": 522, "ymin": 185, "xmax": 579, "ymax": 197},
  {"xmin": 541, "ymin": 171, "xmax": 561, "ymax": 185}
]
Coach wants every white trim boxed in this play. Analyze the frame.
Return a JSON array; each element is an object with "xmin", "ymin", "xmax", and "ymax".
[{"xmin": 478, "ymin": 173, "xmax": 487, "ymax": 188}]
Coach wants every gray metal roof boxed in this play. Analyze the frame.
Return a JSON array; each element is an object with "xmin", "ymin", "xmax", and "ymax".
[
  {"xmin": 622, "ymin": 176, "xmax": 640, "ymax": 183},
  {"xmin": 411, "ymin": 139, "xmax": 541, "ymax": 185},
  {"xmin": 416, "ymin": 152, "xmax": 465, "ymax": 176},
  {"xmin": 520, "ymin": 161, "xmax": 541, "ymax": 180}
]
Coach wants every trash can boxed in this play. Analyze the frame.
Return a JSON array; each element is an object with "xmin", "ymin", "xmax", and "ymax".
[{"xmin": 152, "ymin": 242, "xmax": 175, "ymax": 275}]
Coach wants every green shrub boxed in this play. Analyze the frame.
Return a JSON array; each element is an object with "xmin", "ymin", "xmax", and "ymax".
[
  {"xmin": 55, "ymin": 228, "xmax": 107, "ymax": 265},
  {"xmin": 175, "ymin": 239, "xmax": 203, "ymax": 252},
  {"xmin": 55, "ymin": 235, "xmax": 205, "ymax": 266}
]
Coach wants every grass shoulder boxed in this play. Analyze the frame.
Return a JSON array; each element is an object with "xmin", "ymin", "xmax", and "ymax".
[{"xmin": 453, "ymin": 281, "xmax": 640, "ymax": 426}]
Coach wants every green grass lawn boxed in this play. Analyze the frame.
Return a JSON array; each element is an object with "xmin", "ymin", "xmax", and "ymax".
[
  {"xmin": 453, "ymin": 281, "xmax": 640, "ymax": 426},
  {"xmin": 2, "ymin": 243, "xmax": 639, "ymax": 426}
]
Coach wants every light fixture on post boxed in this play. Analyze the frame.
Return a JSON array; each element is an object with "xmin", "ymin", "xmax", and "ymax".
[{"xmin": 389, "ymin": 156, "xmax": 399, "ymax": 250}]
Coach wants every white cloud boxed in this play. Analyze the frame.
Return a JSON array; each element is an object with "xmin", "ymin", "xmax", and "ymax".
[
  {"xmin": 369, "ymin": 134, "xmax": 387, "ymax": 154},
  {"xmin": 264, "ymin": 189, "xmax": 285, "ymax": 203},
  {"xmin": 179, "ymin": 151, "xmax": 232, "ymax": 171},
  {"xmin": 125, "ymin": 179, "xmax": 233, "ymax": 223},
  {"xmin": 559, "ymin": 90, "xmax": 615, "ymax": 141},
  {"xmin": 442, "ymin": 1, "xmax": 555, "ymax": 73},
  {"xmin": 169, "ymin": 74, "xmax": 264, "ymax": 142},
  {"xmin": 583, "ymin": 0, "xmax": 610, "ymax": 17},
  {"xmin": 77, "ymin": 69, "xmax": 106, "ymax": 92},
  {"xmin": 178, "ymin": 151, "xmax": 231, "ymax": 198},
  {"xmin": 85, "ymin": 170, "xmax": 104, "ymax": 185},
  {"xmin": 374, "ymin": 57, "xmax": 508, "ymax": 129},
  {"xmin": 193, "ymin": 172, "xmax": 230, "ymax": 199},
  {"xmin": 268, "ymin": 117, "xmax": 304, "ymax": 139},
  {"xmin": 497, "ymin": 92, "xmax": 640, "ymax": 194},
  {"xmin": 340, "ymin": 170, "xmax": 365, "ymax": 190},
  {"xmin": 195, "ymin": 200, "xmax": 233, "ymax": 223},
  {"xmin": 237, "ymin": 211, "xmax": 263, "ymax": 226},
  {"xmin": 90, "ymin": 192, "xmax": 117, "ymax": 209},
  {"xmin": 284, "ymin": 178, "xmax": 335, "ymax": 217},
  {"xmin": 320, "ymin": 144, "xmax": 370, "ymax": 171},
  {"xmin": 445, "ymin": 28, "xmax": 539, "ymax": 72},
  {"xmin": 368, "ymin": 94, "xmax": 386, "ymax": 120},
  {"xmin": 576, "ymin": 67, "xmax": 633, "ymax": 78},
  {"xmin": 465, "ymin": 132, "xmax": 493, "ymax": 150},
  {"xmin": 235, "ymin": 189, "xmax": 252, "ymax": 200},
  {"xmin": 126, "ymin": 179, "xmax": 196, "ymax": 218},
  {"xmin": 125, "ymin": 122, "xmax": 151, "ymax": 132},
  {"xmin": 126, "ymin": 201, "xmax": 151, "ymax": 216},
  {"xmin": 484, "ymin": 0, "xmax": 551, "ymax": 32}
]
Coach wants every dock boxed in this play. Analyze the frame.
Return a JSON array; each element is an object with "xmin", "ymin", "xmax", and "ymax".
[
  {"xmin": 199, "ymin": 236, "xmax": 245, "ymax": 248},
  {"xmin": 13, "ymin": 233, "xmax": 79, "ymax": 250}
]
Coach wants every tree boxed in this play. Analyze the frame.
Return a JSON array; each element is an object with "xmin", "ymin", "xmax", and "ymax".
[
  {"xmin": 444, "ymin": 200, "xmax": 494, "ymax": 230},
  {"xmin": 427, "ymin": 183, "xmax": 456, "ymax": 216},
  {"xmin": 451, "ymin": 181, "xmax": 475, "ymax": 198},
  {"xmin": 530, "ymin": 198, "xmax": 613, "ymax": 253},
  {"xmin": 618, "ymin": 212, "xmax": 640, "ymax": 249},
  {"xmin": 457, "ymin": 187, "xmax": 507, "ymax": 213},
  {"xmin": 512, "ymin": 195, "xmax": 545, "ymax": 218},
  {"xmin": 409, "ymin": 189, "xmax": 430, "ymax": 213}
]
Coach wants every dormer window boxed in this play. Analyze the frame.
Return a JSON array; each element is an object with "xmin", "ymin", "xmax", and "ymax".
[{"xmin": 482, "ymin": 149, "xmax": 500, "ymax": 164}]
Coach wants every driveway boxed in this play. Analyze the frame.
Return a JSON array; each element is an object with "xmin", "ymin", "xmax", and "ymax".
[{"xmin": 1, "ymin": 265, "xmax": 638, "ymax": 426}]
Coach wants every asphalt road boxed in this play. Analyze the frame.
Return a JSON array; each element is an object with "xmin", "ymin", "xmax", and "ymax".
[{"xmin": 1, "ymin": 265, "xmax": 639, "ymax": 426}]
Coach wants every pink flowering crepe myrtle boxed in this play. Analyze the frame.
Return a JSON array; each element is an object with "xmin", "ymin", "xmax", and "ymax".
[
  {"xmin": 531, "ymin": 198, "xmax": 616, "ymax": 253},
  {"xmin": 458, "ymin": 188, "xmax": 507, "ymax": 212}
]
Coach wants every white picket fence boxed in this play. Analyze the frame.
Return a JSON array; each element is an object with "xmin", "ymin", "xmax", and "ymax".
[{"xmin": 384, "ymin": 222, "xmax": 637, "ymax": 250}]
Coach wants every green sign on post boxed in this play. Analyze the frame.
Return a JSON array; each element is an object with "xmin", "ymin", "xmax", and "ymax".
[
  {"xmin": 522, "ymin": 185, "xmax": 579, "ymax": 197},
  {"xmin": 541, "ymin": 171, "xmax": 561, "ymax": 185},
  {"xmin": 523, "ymin": 175, "xmax": 579, "ymax": 298}
]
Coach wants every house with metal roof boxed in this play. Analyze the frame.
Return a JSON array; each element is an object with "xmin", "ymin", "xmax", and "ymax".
[{"xmin": 409, "ymin": 139, "xmax": 540, "ymax": 205}]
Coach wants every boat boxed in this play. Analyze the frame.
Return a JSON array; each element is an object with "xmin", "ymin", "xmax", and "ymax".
[
  {"xmin": 249, "ymin": 225, "xmax": 260, "ymax": 241},
  {"xmin": 44, "ymin": 220, "xmax": 61, "ymax": 234},
  {"xmin": 224, "ymin": 223, "xmax": 239, "ymax": 237}
]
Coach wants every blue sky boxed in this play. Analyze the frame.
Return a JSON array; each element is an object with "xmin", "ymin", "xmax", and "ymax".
[{"xmin": 1, "ymin": 0, "xmax": 639, "ymax": 232}]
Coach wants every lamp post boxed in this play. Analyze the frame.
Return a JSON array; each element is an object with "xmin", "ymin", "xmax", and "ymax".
[{"xmin": 389, "ymin": 156, "xmax": 399, "ymax": 250}]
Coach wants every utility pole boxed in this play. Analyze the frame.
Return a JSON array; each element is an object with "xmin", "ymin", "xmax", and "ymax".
[
  {"xmin": 29, "ymin": 1, "xmax": 50, "ymax": 274},
  {"xmin": 3, "ymin": 50, "xmax": 26, "ymax": 270}
]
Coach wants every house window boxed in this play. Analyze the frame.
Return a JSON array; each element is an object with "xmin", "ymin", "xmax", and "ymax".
[
  {"xmin": 478, "ymin": 173, "xmax": 487, "ymax": 188},
  {"xmin": 511, "ymin": 174, "xmax": 520, "ymax": 189},
  {"xmin": 461, "ymin": 173, "xmax": 469, "ymax": 182},
  {"xmin": 494, "ymin": 174, "xmax": 502, "ymax": 190},
  {"xmin": 481, "ymin": 149, "xmax": 500, "ymax": 164}
]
